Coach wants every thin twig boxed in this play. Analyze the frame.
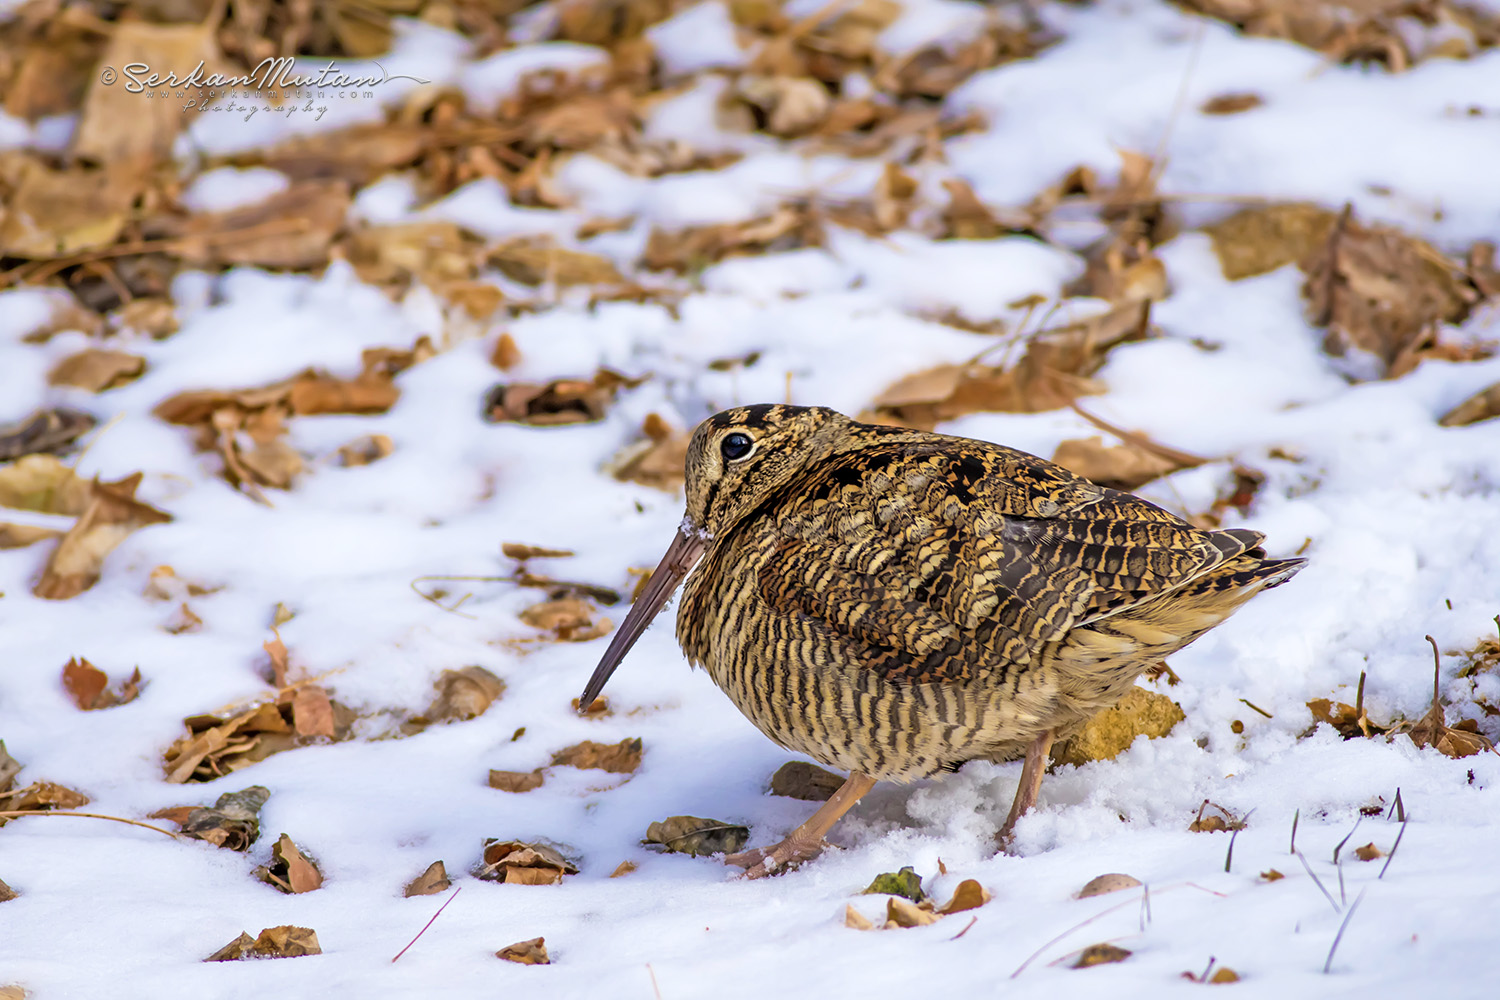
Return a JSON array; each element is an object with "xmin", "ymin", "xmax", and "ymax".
[
  {"xmin": 1239, "ymin": 699, "xmax": 1273, "ymax": 719},
  {"xmin": 1069, "ymin": 401, "xmax": 1214, "ymax": 467},
  {"xmin": 1323, "ymin": 888, "xmax": 1368, "ymax": 974},
  {"xmin": 0, "ymin": 810, "xmax": 179, "ymax": 838},
  {"xmin": 949, "ymin": 916, "xmax": 979, "ymax": 941},
  {"xmin": 1149, "ymin": 16, "xmax": 1208, "ymax": 186},
  {"xmin": 1295, "ymin": 850, "xmax": 1340, "ymax": 914},
  {"xmin": 391, "ymin": 886, "xmax": 462, "ymax": 963},
  {"xmin": 1011, "ymin": 882, "xmax": 1221, "ymax": 978},
  {"xmin": 1225, "ymin": 824, "xmax": 1242, "ymax": 873},
  {"xmin": 1378, "ymin": 819, "xmax": 1409, "ymax": 880},
  {"xmin": 647, "ymin": 962, "xmax": 664, "ymax": 1000},
  {"xmin": 1337, "ymin": 860, "xmax": 1346, "ymax": 908}
]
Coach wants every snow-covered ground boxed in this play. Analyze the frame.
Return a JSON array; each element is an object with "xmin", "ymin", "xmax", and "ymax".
[{"xmin": 3, "ymin": 1, "xmax": 1500, "ymax": 997}]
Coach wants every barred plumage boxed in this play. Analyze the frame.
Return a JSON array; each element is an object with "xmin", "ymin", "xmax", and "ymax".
[{"xmin": 580, "ymin": 404, "xmax": 1303, "ymax": 876}]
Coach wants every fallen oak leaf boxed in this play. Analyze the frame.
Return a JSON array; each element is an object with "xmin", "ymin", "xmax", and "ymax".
[
  {"xmin": 1074, "ymin": 943, "xmax": 1131, "ymax": 968},
  {"xmin": 884, "ymin": 896, "xmax": 940, "ymax": 928},
  {"xmin": 425, "ymin": 666, "xmax": 506, "ymax": 723},
  {"xmin": 936, "ymin": 879, "xmax": 992, "ymax": 914},
  {"xmin": 167, "ymin": 785, "xmax": 271, "ymax": 851},
  {"xmin": 1353, "ymin": 842, "xmax": 1385, "ymax": 862},
  {"xmin": 519, "ymin": 597, "xmax": 612, "ymax": 641}
]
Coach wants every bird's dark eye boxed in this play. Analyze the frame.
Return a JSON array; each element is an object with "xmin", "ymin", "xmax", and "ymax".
[{"xmin": 721, "ymin": 432, "xmax": 753, "ymax": 461}]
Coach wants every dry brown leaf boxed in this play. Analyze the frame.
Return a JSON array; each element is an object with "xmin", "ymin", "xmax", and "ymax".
[
  {"xmin": 641, "ymin": 207, "xmax": 823, "ymax": 272},
  {"xmin": 168, "ymin": 180, "xmax": 352, "ymax": 270},
  {"xmin": 404, "ymin": 860, "xmax": 451, "ymax": 897},
  {"xmin": 736, "ymin": 76, "xmax": 832, "ymax": 137},
  {"xmin": 1304, "ymin": 206, "xmax": 1483, "ymax": 379},
  {"xmin": 1307, "ymin": 697, "xmax": 1372, "ymax": 738},
  {"xmin": 2, "ymin": 15, "xmax": 105, "ymax": 121},
  {"xmin": 935, "ymin": 879, "xmax": 991, "ymax": 914},
  {"xmin": 1188, "ymin": 800, "xmax": 1248, "ymax": 833},
  {"xmin": 551, "ymin": 737, "xmax": 642, "ymax": 774},
  {"xmin": 291, "ymin": 686, "xmax": 336, "ymax": 740},
  {"xmin": 1050, "ymin": 436, "xmax": 1193, "ymax": 491},
  {"xmin": 490, "ymin": 239, "xmax": 624, "ymax": 287},
  {"xmin": 1439, "ymin": 383, "xmax": 1500, "ymax": 426},
  {"xmin": 425, "ymin": 666, "xmax": 506, "ymax": 723},
  {"xmin": 489, "ymin": 769, "xmax": 545, "ymax": 793},
  {"xmin": 0, "ymin": 155, "xmax": 141, "ymax": 258},
  {"xmin": 644, "ymin": 816, "xmax": 750, "ymax": 856},
  {"xmin": 47, "ymin": 350, "xmax": 146, "ymax": 392},
  {"xmin": 0, "ymin": 781, "xmax": 91, "ymax": 820},
  {"xmin": 60, "ymin": 657, "xmax": 142, "ymax": 711},
  {"xmin": 871, "ymin": 301, "xmax": 1151, "ymax": 429},
  {"xmin": 844, "ymin": 904, "xmax": 875, "ymax": 930},
  {"xmin": 875, "ymin": 18, "xmax": 1056, "ymax": 99},
  {"xmin": 0, "ymin": 876, "xmax": 16, "ymax": 902},
  {"xmin": 483, "ymin": 370, "xmax": 643, "ymax": 427},
  {"xmin": 519, "ymin": 597, "xmax": 613, "ymax": 641},
  {"xmin": 1208, "ymin": 967, "xmax": 1241, "ymax": 984},
  {"xmin": 35, "ymin": 473, "xmax": 173, "ymax": 600},
  {"xmin": 1077, "ymin": 873, "xmax": 1143, "ymax": 899},
  {"xmin": 884, "ymin": 896, "xmax": 941, "ymax": 928},
  {"xmin": 0, "ymin": 410, "xmax": 96, "ymax": 464},
  {"xmin": 1052, "ymin": 688, "xmax": 1185, "ymax": 766},
  {"xmin": 342, "ymin": 221, "xmax": 485, "ymax": 292},
  {"xmin": 335, "ymin": 433, "xmax": 395, "ymax": 467},
  {"xmin": 206, "ymin": 925, "xmax": 321, "ymax": 961},
  {"xmin": 610, "ymin": 861, "xmax": 637, "ymax": 878},
  {"xmin": 1074, "ymin": 943, "xmax": 1132, "ymax": 968},
  {"xmin": 74, "ymin": 20, "xmax": 218, "ymax": 167},
  {"xmin": 1204, "ymin": 203, "xmax": 1339, "ymax": 281},
  {"xmin": 256, "ymin": 833, "xmax": 325, "ymax": 894},
  {"xmin": 495, "ymin": 937, "xmax": 550, "ymax": 965},
  {"xmin": 606, "ymin": 414, "xmax": 690, "ymax": 492},
  {"xmin": 111, "ymin": 297, "xmax": 179, "ymax": 339},
  {"xmin": 477, "ymin": 840, "xmax": 579, "ymax": 885},
  {"xmin": 940, "ymin": 178, "xmax": 1010, "ymax": 240},
  {"xmin": 1260, "ymin": 869, "xmax": 1285, "ymax": 881},
  {"xmin": 491, "ymin": 333, "xmax": 523, "ymax": 371},
  {"xmin": 1200, "ymin": 92, "xmax": 1265, "ymax": 115},
  {"xmin": 0, "ymin": 741, "xmax": 21, "ymax": 793},
  {"xmin": 1353, "ymin": 842, "xmax": 1385, "ymax": 862},
  {"xmin": 570, "ymin": 694, "xmax": 612, "ymax": 717},
  {"xmin": 163, "ymin": 700, "xmax": 345, "ymax": 783},
  {"xmin": 770, "ymin": 760, "xmax": 844, "ymax": 801},
  {"xmin": 163, "ymin": 786, "xmax": 271, "ymax": 850}
]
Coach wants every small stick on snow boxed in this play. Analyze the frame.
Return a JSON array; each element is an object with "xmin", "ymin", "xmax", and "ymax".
[
  {"xmin": 1323, "ymin": 888, "xmax": 1369, "ymax": 974},
  {"xmin": 1239, "ymin": 698, "xmax": 1273, "ymax": 719},
  {"xmin": 1290, "ymin": 809, "xmax": 1300, "ymax": 854},
  {"xmin": 950, "ymin": 917, "xmax": 979, "ymax": 941},
  {"xmin": 1387, "ymin": 788, "xmax": 1405, "ymax": 823},
  {"xmin": 391, "ymin": 886, "xmax": 462, "ymax": 963},
  {"xmin": 647, "ymin": 963, "xmax": 664, "ymax": 1000}
]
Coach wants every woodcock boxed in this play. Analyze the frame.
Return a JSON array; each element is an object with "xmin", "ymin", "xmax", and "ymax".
[{"xmin": 579, "ymin": 404, "xmax": 1304, "ymax": 878}]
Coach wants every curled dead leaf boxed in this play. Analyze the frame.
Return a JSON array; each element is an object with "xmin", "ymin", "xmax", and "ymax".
[
  {"xmin": 1189, "ymin": 800, "xmax": 1248, "ymax": 834},
  {"xmin": 1353, "ymin": 842, "xmax": 1385, "ymax": 862},
  {"xmin": 477, "ymin": 840, "xmax": 579, "ymax": 885},
  {"xmin": 483, "ymin": 370, "xmax": 643, "ymax": 427},
  {"xmin": 884, "ymin": 896, "xmax": 940, "ymax": 928},
  {"xmin": 844, "ymin": 903, "xmax": 875, "ymax": 930},
  {"xmin": 935, "ymin": 879, "xmax": 991, "ymax": 914},
  {"xmin": 1204, "ymin": 202, "xmax": 1338, "ymax": 281},
  {"xmin": 0, "ymin": 409, "xmax": 96, "ymax": 463},
  {"xmin": 1439, "ymin": 383, "xmax": 1500, "ymax": 427},
  {"xmin": 335, "ymin": 434, "xmax": 395, "ymax": 467},
  {"xmin": 1260, "ymin": 869, "xmax": 1285, "ymax": 881},
  {"xmin": 489, "ymin": 239, "xmax": 624, "ymax": 287},
  {"xmin": 167, "ymin": 786, "xmax": 271, "ymax": 851},
  {"xmin": 255, "ymin": 833, "xmax": 324, "ymax": 894},
  {"xmin": 644, "ymin": 816, "xmax": 749, "ymax": 857},
  {"xmin": 1050, "ymin": 436, "xmax": 1193, "ymax": 491},
  {"xmin": 61, "ymin": 657, "xmax": 142, "ymax": 710},
  {"xmin": 426, "ymin": 666, "xmax": 506, "ymax": 723},
  {"xmin": 496, "ymin": 937, "xmax": 550, "ymax": 965},
  {"xmin": 205, "ymin": 925, "xmax": 321, "ymax": 962},
  {"xmin": 610, "ymin": 861, "xmax": 637, "ymax": 878},
  {"xmin": 35, "ymin": 473, "xmax": 173, "ymax": 600},
  {"xmin": 519, "ymin": 597, "xmax": 613, "ymax": 641}
]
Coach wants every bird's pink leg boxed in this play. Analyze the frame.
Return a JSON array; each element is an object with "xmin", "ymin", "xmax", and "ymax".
[{"xmin": 725, "ymin": 772, "xmax": 878, "ymax": 879}]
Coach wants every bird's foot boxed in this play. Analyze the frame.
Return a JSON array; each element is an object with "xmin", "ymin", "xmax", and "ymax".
[{"xmin": 724, "ymin": 836, "xmax": 830, "ymax": 879}]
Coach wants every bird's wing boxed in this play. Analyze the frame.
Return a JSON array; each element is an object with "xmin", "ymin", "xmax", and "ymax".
[{"xmin": 753, "ymin": 440, "xmax": 1247, "ymax": 684}]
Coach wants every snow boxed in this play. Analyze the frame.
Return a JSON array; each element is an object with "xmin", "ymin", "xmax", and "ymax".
[{"xmin": 4, "ymin": 1, "xmax": 1500, "ymax": 997}]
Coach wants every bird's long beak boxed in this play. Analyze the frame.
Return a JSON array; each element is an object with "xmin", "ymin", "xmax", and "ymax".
[{"xmin": 577, "ymin": 525, "xmax": 707, "ymax": 712}]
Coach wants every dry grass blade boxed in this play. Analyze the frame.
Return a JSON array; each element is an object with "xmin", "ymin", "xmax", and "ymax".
[
  {"xmin": 1295, "ymin": 849, "xmax": 1340, "ymax": 914},
  {"xmin": 1378, "ymin": 819, "xmax": 1408, "ymax": 880},
  {"xmin": 1323, "ymin": 888, "xmax": 1368, "ymax": 974}
]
